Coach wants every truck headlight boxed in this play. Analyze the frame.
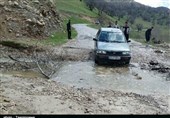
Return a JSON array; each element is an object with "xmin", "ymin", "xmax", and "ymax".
[
  {"xmin": 122, "ymin": 51, "xmax": 130, "ymax": 55},
  {"xmin": 96, "ymin": 50, "xmax": 107, "ymax": 54}
]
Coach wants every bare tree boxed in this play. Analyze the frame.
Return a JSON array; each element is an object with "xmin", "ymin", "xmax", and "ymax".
[
  {"xmin": 84, "ymin": 0, "xmax": 96, "ymax": 11},
  {"xmin": 136, "ymin": 24, "xmax": 143, "ymax": 32}
]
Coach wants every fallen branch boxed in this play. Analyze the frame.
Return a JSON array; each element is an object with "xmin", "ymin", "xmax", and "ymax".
[
  {"xmin": 8, "ymin": 55, "xmax": 30, "ymax": 69},
  {"xmin": 36, "ymin": 61, "xmax": 50, "ymax": 79},
  {"xmin": 7, "ymin": 43, "xmax": 63, "ymax": 79}
]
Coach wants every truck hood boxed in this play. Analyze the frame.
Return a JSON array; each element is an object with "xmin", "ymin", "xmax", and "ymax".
[{"xmin": 97, "ymin": 42, "xmax": 130, "ymax": 52}]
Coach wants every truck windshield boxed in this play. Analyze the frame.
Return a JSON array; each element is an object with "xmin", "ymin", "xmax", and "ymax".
[{"xmin": 98, "ymin": 31, "xmax": 126, "ymax": 43}]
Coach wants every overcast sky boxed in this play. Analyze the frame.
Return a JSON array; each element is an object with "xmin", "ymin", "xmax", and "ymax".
[{"xmin": 134, "ymin": 0, "xmax": 170, "ymax": 8}]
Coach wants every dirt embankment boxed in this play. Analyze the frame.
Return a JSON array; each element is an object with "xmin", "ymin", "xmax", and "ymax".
[{"xmin": 0, "ymin": 0, "xmax": 62, "ymax": 39}]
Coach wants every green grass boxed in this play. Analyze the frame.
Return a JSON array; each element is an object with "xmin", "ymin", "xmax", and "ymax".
[
  {"xmin": 40, "ymin": 0, "xmax": 99, "ymax": 46},
  {"xmin": 0, "ymin": 40, "xmax": 31, "ymax": 50},
  {"xmin": 43, "ymin": 28, "xmax": 77, "ymax": 46},
  {"xmin": 134, "ymin": 18, "xmax": 152, "ymax": 28},
  {"xmin": 128, "ymin": 17, "xmax": 170, "ymax": 44},
  {"xmin": 55, "ymin": 0, "xmax": 98, "ymax": 17},
  {"xmin": 66, "ymin": 15, "xmax": 90, "ymax": 24}
]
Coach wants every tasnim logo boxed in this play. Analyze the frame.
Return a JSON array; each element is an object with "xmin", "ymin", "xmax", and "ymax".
[
  {"xmin": 3, "ymin": 116, "xmax": 35, "ymax": 118},
  {"xmin": 3, "ymin": 116, "xmax": 13, "ymax": 118}
]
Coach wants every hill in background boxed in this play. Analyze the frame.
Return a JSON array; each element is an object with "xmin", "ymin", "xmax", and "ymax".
[
  {"xmin": 0, "ymin": 0, "xmax": 169, "ymax": 44},
  {"xmin": 56, "ymin": 0, "xmax": 169, "ymax": 43}
]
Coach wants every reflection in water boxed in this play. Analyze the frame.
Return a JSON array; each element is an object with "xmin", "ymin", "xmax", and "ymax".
[
  {"xmin": 95, "ymin": 65, "xmax": 130, "ymax": 76},
  {"xmin": 2, "ymin": 70, "xmax": 45, "ymax": 79},
  {"xmin": 53, "ymin": 61, "xmax": 170, "ymax": 96}
]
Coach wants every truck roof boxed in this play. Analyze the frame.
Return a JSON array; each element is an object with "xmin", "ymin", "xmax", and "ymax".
[{"xmin": 100, "ymin": 28, "xmax": 122, "ymax": 33}]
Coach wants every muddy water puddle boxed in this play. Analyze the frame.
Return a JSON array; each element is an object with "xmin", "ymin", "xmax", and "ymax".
[
  {"xmin": 53, "ymin": 61, "xmax": 170, "ymax": 96},
  {"xmin": 1, "ymin": 70, "xmax": 46, "ymax": 79}
]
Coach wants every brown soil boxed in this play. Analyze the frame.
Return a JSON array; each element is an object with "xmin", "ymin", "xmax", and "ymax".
[{"xmin": 0, "ymin": 0, "xmax": 61, "ymax": 39}]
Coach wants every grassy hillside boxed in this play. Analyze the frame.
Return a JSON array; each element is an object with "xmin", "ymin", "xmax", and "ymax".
[
  {"xmin": 54, "ymin": 0, "xmax": 169, "ymax": 44},
  {"xmin": 2, "ymin": 0, "xmax": 168, "ymax": 46},
  {"xmin": 55, "ymin": 0, "xmax": 122, "ymax": 25},
  {"xmin": 56, "ymin": 0, "xmax": 98, "ymax": 17},
  {"xmin": 131, "ymin": 18, "xmax": 170, "ymax": 44}
]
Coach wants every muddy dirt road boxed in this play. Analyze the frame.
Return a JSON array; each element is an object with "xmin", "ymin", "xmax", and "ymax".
[
  {"xmin": 54, "ymin": 24, "xmax": 170, "ymax": 95},
  {"xmin": 0, "ymin": 24, "xmax": 170, "ymax": 114}
]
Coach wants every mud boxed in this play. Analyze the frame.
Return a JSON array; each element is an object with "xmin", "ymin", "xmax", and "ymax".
[
  {"xmin": 54, "ymin": 61, "xmax": 170, "ymax": 96},
  {"xmin": 0, "ymin": 74, "xmax": 169, "ymax": 114},
  {"xmin": 0, "ymin": 24, "xmax": 170, "ymax": 114}
]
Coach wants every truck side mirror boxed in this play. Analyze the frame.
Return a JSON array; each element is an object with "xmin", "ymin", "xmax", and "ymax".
[
  {"xmin": 128, "ymin": 40, "xmax": 131, "ymax": 43},
  {"xmin": 93, "ymin": 38, "xmax": 97, "ymax": 41}
]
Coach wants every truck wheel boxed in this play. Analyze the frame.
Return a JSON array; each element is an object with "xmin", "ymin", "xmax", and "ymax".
[
  {"xmin": 125, "ymin": 61, "xmax": 130, "ymax": 65},
  {"xmin": 95, "ymin": 58, "xmax": 99, "ymax": 65}
]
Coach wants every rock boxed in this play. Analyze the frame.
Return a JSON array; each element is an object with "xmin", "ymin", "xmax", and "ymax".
[
  {"xmin": 149, "ymin": 60, "xmax": 158, "ymax": 65},
  {"xmin": 158, "ymin": 67, "xmax": 169, "ymax": 73},
  {"xmin": 166, "ymin": 73, "xmax": 170, "ymax": 81},
  {"xmin": 87, "ymin": 97, "xmax": 92, "ymax": 101},
  {"xmin": 26, "ymin": 19, "xmax": 32, "ymax": 22},
  {"xmin": 69, "ymin": 106, "xmax": 72, "ymax": 109},
  {"xmin": 32, "ymin": 18, "xmax": 37, "ymax": 23},
  {"xmin": 129, "ymin": 63, "xmax": 139, "ymax": 68},
  {"xmin": 16, "ymin": 33, "xmax": 20, "ymax": 37},
  {"xmin": 23, "ymin": 1, "xmax": 28, "ymax": 5},
  {"xmin": 134, "ymin": 73, "xmax": 138, "ymax": 76},
  {"xmin": 3, "ymin": 103, "xmax": 15, "ymax": 107},
  {"xmin": 37, "ymin": 20, "xmax": 45, "ymax": 26},
  {"xmin": 150, "ymin": 63, "xmax": 169, "ymax": 73},
  {"xmin": 14, "ymin": 1, "xmax": 19, "ymax": 6},
  {"xmin": 109, "ymin": 101, "xmax": 113, "ymax": 105},
  {"xmin": 4, "ymin": 6, "xmax": 12, "ymax": 12},
  {"xmin": 132, "ymin": 72, "xmax": 138, "ymax": 76},
  {"xmin": 39, "ymin": 13, "xmax": 43, "ymax": 17},
  {"xmin": 140, "ymin": 63, "xmax": 148, "ymax": 69},
  {"xmin": 30, "ymin": 84, "xmax": 35, "ymax": 88},
  {"xmin": 151, "ymin": 65, "xmax": 161, "ymax": 70},
  {"xmin": 158, "ymin": 43, "xmax": 170, "ymax": 48},
  {"xmin": 153, "ymin": 40, "xmax": 161, "ymax": 44},
  {"xmin": 8, "ymin": 0, "xmax": 12, "ymax": 6},
  {"xmin": 24, "ymin": 4, "xmax": 33, "ymax": 11},
  {"xmin": 4, "ymin": 99, "xmax": 10, "ymax": 103},
  {"xmin": 51, "ymin": 35, "xmax": 54, "ymax": 38},
  {"xmin": 5, "ymin": 16, "xmax": 12, "ymax": 21},
  {"xmin": 76, "ymin": 98, "xmax": 81, "ymax": 101},
  {"xmin": 0, "ymin": 65, "xmax": 4, "ymax": 68},
  {"xmin": 0, "ymin": 1, "xmax": 5, "ymax": 7},
  {"xmin": 154, "ymin": 50, "xmax": 164, "ymax": 54},
  {"xmin": 33, "ymin": 0, "xmax": 40, "ymax": 4},
  {"xmin": 8, "ymin": 29, "xmax": 12, "ymax": 33},
  {"xmin": 2, "ymin": 107, "xmax": 7, "ymax": 111},
  {"xmin": 84, "ymin": 108, "xmax": 91, "ymax": 113},
  {"xmin": 137, "ymin": 76, "xmax": 142, "ymax": 80},
  {"xmin": 54, "ymin": 95, "xmax": 62, "ymax": 99}
]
